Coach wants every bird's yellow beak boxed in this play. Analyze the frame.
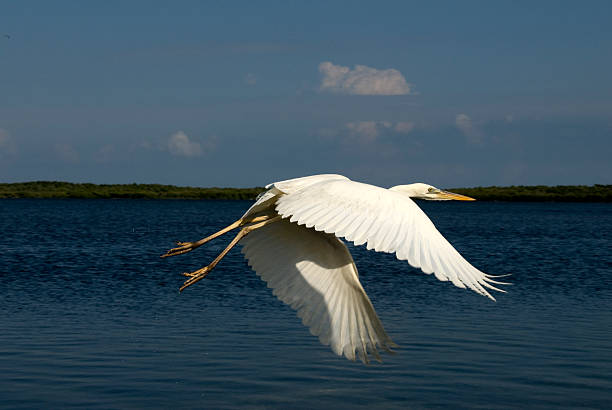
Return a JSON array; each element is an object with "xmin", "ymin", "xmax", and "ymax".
[{"xmin": 436, "ymin": 190, "xmax": 476, "ymax": 201}]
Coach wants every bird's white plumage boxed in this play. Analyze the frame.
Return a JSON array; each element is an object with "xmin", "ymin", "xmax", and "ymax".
[
  {"xmin": 241, "ymin": 174, "xmax": 350, "ymax": 219},
  {"xmin": 205, "ymin": 174, "xmax": 509, "ymax": 362},
  {"xmin": 241, "ymin": 218, "xmax": 395, "ymax": 363},
  {"xmin": 274, "ymin": 177, "xmax": 504, "ymax": 300}
]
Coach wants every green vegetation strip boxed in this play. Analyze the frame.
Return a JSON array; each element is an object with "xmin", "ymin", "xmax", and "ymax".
[
  {"xmin": 0, "ymin": 182, "xmax": 264, "ymax": 200},
  {"xmin": 449, "ymin": 184, "xmax": 611, "ymax": 202},
  {"xmin": 0, "ymin": 181, "xmax": 610, "ymax": 201}
]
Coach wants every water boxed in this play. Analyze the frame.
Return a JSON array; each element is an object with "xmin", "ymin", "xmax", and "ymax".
[{"xmin": 1, "ymin": 199, "xmax": 611, "ymax": 409}]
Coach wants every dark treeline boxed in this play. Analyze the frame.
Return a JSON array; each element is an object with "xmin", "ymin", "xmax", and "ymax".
[
  {"xmin": 0, "ymin": 181, "xmax": 610, "ymax": 202},
  {"xmin": 0, "ymin": 181, "xmax": 264, "ymax": 200},
  {"xmin": 449, "ymin": 184, "xmax": 611, "ymax": 202}
]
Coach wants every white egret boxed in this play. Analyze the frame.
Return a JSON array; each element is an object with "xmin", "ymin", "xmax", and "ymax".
[{"xmin": 162, "ymin": 174, "xmax": 508, "ymax": 363}]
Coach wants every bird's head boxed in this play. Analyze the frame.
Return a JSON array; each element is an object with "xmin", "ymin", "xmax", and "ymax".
[{"xmin": 389, "ymin": 183, "xmax": 476, "ymax": 201}]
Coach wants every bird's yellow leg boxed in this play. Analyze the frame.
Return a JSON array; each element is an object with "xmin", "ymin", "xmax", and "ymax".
[
  {"xmin": 179, "ymin": 216, "xmax": 281, "ymax": 292},
  {"xmin": 161, "ymin": 214, "xmax": 272, "ymax": 258}
]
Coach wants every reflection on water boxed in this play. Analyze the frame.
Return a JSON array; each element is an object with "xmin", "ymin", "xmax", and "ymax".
[{"xmin": 1, "ymin": 200, "xmax": 611, "ymax": 409}]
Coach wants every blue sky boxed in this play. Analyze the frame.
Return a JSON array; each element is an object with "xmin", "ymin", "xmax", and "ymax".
[{"xmin": 1, "ymin": 1, "xmax": 611, "ymax": 188}]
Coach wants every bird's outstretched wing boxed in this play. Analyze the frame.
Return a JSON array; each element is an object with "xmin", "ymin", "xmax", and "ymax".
[
  {"xmin": 240, "ymin": 218, "xmax": 396, "ymax": 363},
  {"xmin": 275, "ymin": 178, "xmax": 506, "ymax": 300}
]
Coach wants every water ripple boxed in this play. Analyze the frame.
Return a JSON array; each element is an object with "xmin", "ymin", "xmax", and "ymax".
[{"xmin": 1, "ymin": 200, "xmax": 611, "ymax": 409}]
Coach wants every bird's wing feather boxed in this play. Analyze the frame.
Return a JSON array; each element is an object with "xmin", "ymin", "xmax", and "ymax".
[
  {"xmin": 275, "ymin": 179, "xmax": 505, "ymax": 300},
  {"xmin": 243, "ymin": 174, "xmax": 349, "ymax": 218},
  {"xmin": 266, "ymin": 174, "xmax": 349, "ymax": 192},
  {"xmin": 240, "ymin": 218, "xmax": 396, "ymax": 363}
]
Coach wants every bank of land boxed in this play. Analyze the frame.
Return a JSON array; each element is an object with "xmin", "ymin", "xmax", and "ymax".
[
  {"xmin": 0, "ymin": 181, "xmax": 610, "ymax": 202},
  {"xmin": 0, "ymin": 182, "xmax": 263, "ymax": 200},
  {"xmin": 449, "ymin": 185, "xmax": 611, "ymax": 202}
]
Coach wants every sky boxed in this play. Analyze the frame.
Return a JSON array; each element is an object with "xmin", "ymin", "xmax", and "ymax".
[{"xmin": 1, "ymin": 1, "xmax": 611, "ymax": 188}]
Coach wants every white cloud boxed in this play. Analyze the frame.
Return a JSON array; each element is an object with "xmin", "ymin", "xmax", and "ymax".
[
  {"xmin": 455, "ymin": 113, "xmax": 472, "ymax": 132},
  {"xmin": 344, "ymin": 120, "xmax": 415, "ymax": 144},
  {"xmin": 168, "ymin": 131, "xmax": 202, "ymax": 157},
  {"xmin": 318, "ymin": 120, "xmax": 415, "ymax": 145},
  {"xmin": 394, "ymin": 121, "xmax": 415, "ymax": 134},
  {"xmin": 319, "ymin": 61, "xmax": 412, "ymax": 95},
  {"xmin": 455, "ymin": 114, "xmax": 484, "ymax": 144},
  {"xmin": 167, "ymin": 131, "xmax": 217, "ymax": 157}
]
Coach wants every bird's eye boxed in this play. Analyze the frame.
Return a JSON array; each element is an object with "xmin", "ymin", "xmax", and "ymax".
[{"xmin": 427, "ymin": 187, "xmax": 435, "ymax": 193}]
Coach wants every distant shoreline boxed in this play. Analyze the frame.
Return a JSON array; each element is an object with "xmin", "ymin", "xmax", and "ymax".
[
  {"xmin": 0, "ymin": 181, "xmax": 610, "ymax": 202},
  {"xmin": 0, "ymin": 182, "xmax": 263, "ymax": 200}
]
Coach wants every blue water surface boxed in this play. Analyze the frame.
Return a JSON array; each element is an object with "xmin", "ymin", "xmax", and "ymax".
[{"xmin": 1, "ymin": 199, "xmax": 611, "ymax": 409}]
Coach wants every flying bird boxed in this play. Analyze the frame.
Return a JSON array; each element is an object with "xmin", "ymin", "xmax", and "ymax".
[{"xmin": 162, "ymin": 174, "xmax": 508, "ymax": 363}]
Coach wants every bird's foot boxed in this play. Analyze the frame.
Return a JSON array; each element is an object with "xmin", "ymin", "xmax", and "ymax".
[
  {"xmin": 161, "ymin": 241, "xmax": 196, "ymax": 258},
  {"xmin": 181, "ymin": 266, "xmax": 208, "ymax": 277},
  {"xmin": 179, "ymin": 266, "xmax": 211, "ymax": 291}
]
